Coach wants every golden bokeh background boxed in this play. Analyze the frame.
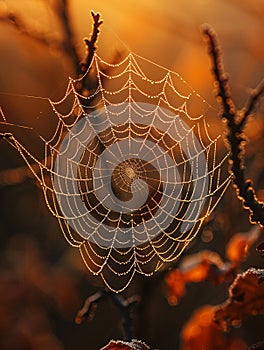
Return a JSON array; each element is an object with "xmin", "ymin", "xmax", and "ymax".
[{"xmin": 0, "ymin": 1, "xmax": 263, "ymax": 349}]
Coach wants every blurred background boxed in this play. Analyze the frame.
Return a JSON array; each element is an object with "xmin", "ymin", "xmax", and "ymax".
[{"xmin": 0, "ymin": 0, "xmax": 263, "ymax": 349}]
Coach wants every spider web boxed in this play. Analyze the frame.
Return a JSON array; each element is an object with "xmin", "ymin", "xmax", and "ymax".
[{"xmin": 2, "ymin": 52, "xmax": 231, "ymax": 292}]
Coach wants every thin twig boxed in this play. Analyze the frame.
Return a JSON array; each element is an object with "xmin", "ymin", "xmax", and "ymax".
[
  {"xmin": 0, "ymin": 11, "xmax": 102, "ymax": 187},
  {"xmin": 239, "ymin": 79, "xmax": 264, "ymax": 128},
  {"xmin": 75, "ymin": 290, "xmax": 140, "ymax": 341},
  {"xmin": 202, "ymin": 24, "xmax": 264, "ymax": 226},
  {"xmin": 75, "ymin": 290, "xmax": 106, "ymax": 324},
  {"xmin": 81, "ymin": 11, "xmax": 103, "ymax": 74},
  {"xmin": 111, "ymin": 294, "xmax": 140, "ymax": 341}
]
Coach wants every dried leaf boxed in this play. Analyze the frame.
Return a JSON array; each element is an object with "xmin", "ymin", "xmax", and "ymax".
[
  {"xmin": 226, "ymin": 227, "xmax": 261, "ymax": 264},
  {"xmin": 180, "ymin": 305, "xmax": 247, "ymax": 350},
  {"xmin": 101, "ymin": 339, "xmax": 151, "ymax": 350},
  {"xmin": 180, "ymin": 250, "xmax": 226, "ymax": 284},
  {"xmin": 166, "ymin": 251, "xmax": 227, "ymax": 305},
  {"xmin": 166, "ymin": 227, "xmax": 262, "ymax": 305},
  {"xmin": 214, "ymin": 268, "xmax": 264, "ymax": 331}
]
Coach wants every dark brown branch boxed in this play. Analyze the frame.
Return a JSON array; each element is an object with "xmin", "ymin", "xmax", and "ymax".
[
  {"xmin": 81, "ymin": 11, "xmax": 103, "ymax": 74},
  {"xmin": 239, "ymin": 79, "xmax": 264, "ymax": 128},
  {"xmin": 202, "ymin": 24, "xmax": 264, "ymax": 226},
  {"xmin": 70, "ymin": 10, "xmax": 102, "ymax": 96},
  {"xmin": 0, "ymin": 11, "xmax": 102, "ymax": 187},
  {"xmin": 55, "ymin": 6, "xmax": 102, "ymax": 78},
  {"xmin": 75, "ymin": 290, "xmax": 140, "ymax": 342},
  {"xmin": 111, "ymin": 293, "xmax": 140, "ymax": 341},
  {"xmin": 75, "ymin": 290, "xmax": 106, "ymax": 324}
]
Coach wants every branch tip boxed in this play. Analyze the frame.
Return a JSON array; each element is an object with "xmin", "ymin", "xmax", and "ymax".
[
  {"xmin": 240, "ymin": 79, "xmax": 264, "ymax": 127},
  {"xmin": 205, "ymin": 25, "xmax": 264, "ymax": 227}
]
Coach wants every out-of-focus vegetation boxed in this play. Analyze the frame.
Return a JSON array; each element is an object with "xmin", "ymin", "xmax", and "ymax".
[{"xmin": 0, "ymin": 1, "xmax": 263, "ymax": 349}]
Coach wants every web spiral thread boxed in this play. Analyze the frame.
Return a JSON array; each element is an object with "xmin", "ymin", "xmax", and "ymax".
[{"xmin": 6, "ymin": 52, "xmax": 231, "ymax": 292}]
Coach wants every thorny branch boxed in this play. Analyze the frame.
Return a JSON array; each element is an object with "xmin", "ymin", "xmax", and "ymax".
[
  {"xmin": 202, "ymin": 24, "xmax": 264, "ymax": 227},
  {"xmin": 75, "ymin": 290, "xmax": 140, "ymax": 342},
  {"xmin": 55, "ymin": 3, "xmax": 102, "ymax": 78},
  {"xmin": 81, "ymin": 11, "xmax": 103, "ymax": 74},
  {"xmin": 76, "ymin": 11, "xmax": 103, "ymax": 94}
]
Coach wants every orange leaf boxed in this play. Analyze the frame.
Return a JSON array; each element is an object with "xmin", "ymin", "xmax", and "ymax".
[
  {"xmin": 226, "ymin": 226, "xmax": 261, "ymax": 264},
  {"xmin": 166, "ymin": 250, "xmax": 227, "ymax": 305},
  {"xmin": 166, "ymin": 270, "xmax": 186, "ymax": 305},
  {"xmin": 181, "ymin": 250, "xmax": 226, "ymax": 284},
  {"xmin": 214, "ymin": 268, "xmax": 264, "ymax": 331},
  {"xmin": 181, "ymin": 305, "xmax": 247, "ymax": 350}
]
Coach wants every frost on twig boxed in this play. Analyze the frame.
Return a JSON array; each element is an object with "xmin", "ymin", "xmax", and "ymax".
[
  {"xmin": 81, "ymin": 11, "xmax": 103, "ymax": 74},
  {"xmin": 202, "ymin": 24, "xmax": 264, "ymax": 227},
  {"xmin": 101, "ymin": 339, "xmax": 151, "ymax": 350},
  {"xmin": 75, "ymin": 11, "xmax": 103, "ymax": 94}
]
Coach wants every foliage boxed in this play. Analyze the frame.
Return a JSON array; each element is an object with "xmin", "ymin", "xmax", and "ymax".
[
  {"xmin": 180, "ymin": 305, "xmax": 247, "ymax": 350},
  {"xmin": 214, "ymin": 268, "xmax": 264, "ymax": 331},
  {"xmin": 166, "ymin": 227, "xmax": 261, "ymax": 305}
]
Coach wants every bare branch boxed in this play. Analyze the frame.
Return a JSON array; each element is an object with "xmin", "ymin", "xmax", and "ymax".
[
  {"xmin": 202, "ymin": 25, "xmax": 236, "ymax": 121},
  {"xmin": 0, "ymin": 11, "xmax": 103, "ymax": 187},
  {"xmin": 75, "ymin": 290, "xmax": 106, "ymax": 324},
  {"xmin": 239, "ymin": 79, "xmax": 264, "ymax": 128},
  {"xmin": 81, "ymin": 11, "xmax": 103, "ymax": 74},
  {"xmin": 111, "ymin": 294, "xmax": 140, "ymax": 342},
  {"xmin": 202, "ymin": 24, "xmax": 264, "ymax": 226},
  {"xmin": 75, "ymin": 290, "xmax": 140, "ymax": 342}
]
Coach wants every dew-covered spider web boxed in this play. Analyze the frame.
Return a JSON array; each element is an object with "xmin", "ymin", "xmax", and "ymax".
[{"xmin": 2, "ymin": 52, "xmax": 231, "ymax": 292}]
